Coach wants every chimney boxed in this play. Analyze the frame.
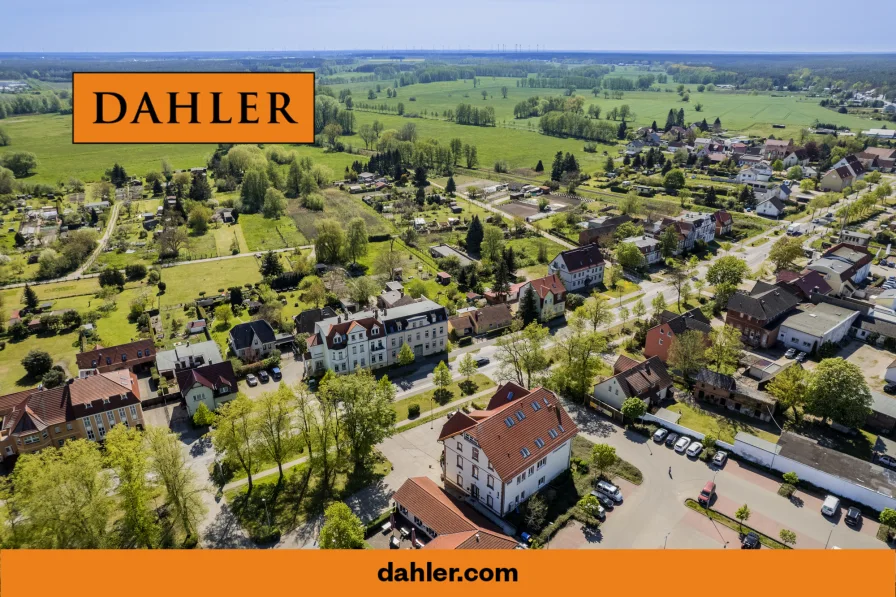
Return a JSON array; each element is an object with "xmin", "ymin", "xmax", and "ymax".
[
  {"xmin": 476, "ymin": 532, "xmax": 480, "ymax": 543},
  {"xmin": 337, "ymin": 316, "xmax": 342, "ymax": 323}
]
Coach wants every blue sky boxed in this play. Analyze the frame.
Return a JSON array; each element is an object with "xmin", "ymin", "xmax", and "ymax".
[{"xmin": 4, "ymin": 0, "xmax": 894, "ymax": 53}]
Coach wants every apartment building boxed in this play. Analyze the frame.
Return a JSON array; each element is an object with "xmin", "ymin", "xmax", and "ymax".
[
  {"xmin": 548, "ymin": 244, "xmax": 605, "ymax": 291},
  {"xmin": 306, "ymin": 299, "xmax": 449, "ymax": 375},
  {"xmin": 0, "ymin": 373, "xmax": 145, "ymax": 462},
  {"xmin": 439, "ymin": 382, "xmax": 578, "ymax": 518}
]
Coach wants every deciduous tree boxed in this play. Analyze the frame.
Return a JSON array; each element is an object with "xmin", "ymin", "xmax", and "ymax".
[
  {"xmin": 805, "ymin": 358, "xmax": 872, "ymax": 429},
  {"xmin": 318, "ymin": 502, "xmax": 364, "ymax": 549}
]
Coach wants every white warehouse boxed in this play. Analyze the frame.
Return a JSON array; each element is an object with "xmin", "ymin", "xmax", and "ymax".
[{"xmin": 777, "ymin": 302, "xmax": 860, "ymax": 353}]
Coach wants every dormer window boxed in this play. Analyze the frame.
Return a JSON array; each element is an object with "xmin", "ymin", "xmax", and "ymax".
[
  {"xmin": 121, "ymin": 354, "xmax": 127, "ymax": 362},
  {"xmin": 106, "ymin": 357, "xmax": 112, "ymax": 365},
  {"xmin": 136, "ymin": 350, "xmax": 143, "ymax": 358},
  {"xmin": 145, "ymin": 349, "xmax": 151, "ymax": 356},
  {"xmin": 520, "ymin": 448, "xmax": 531, "ymax": 458},
  {"xmin": 92, "ymin": 360, "xmax": 97, "ymax": 367}
]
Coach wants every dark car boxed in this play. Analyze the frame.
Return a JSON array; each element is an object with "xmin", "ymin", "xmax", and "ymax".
[
  {"xmin": 258, "ymin": 370, "xmax": 270, "ymax": 383},
  {"xmin": 741, "ymin": 532, "xmax": 760, "ymax": 549},
  {"xmin": 475, "ymin": 357, "xmax": 490, "ymax": 367},
  {"xmin": 271, "ymin": 367, "xmax": 282, "ymax": 381},
  {"xmin": 664, "ymin": 432, "xmax": 679, "ymax": 447},
  {"xmin": 885, "ymin": 383, "xmax": 896, "ymax": 395},
  {"xmin": 845, "ymin": 507, "xmax": 862, "ymax": 527}
]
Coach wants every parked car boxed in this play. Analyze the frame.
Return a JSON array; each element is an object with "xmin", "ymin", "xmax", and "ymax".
[
  {"xmin": 889, "ymin": 262, "xmax": 895, "ymax": 269},
  {"xmin": 246, "ymin": 374, "xmax": 258, "ymax": 387},
  {"xmin": 674, "ymin": 436, "xmax": 691, "ymax": 453},
  {"xmin": 878, "ymin": 454, "xmax": 896, "ymax": 468},
  {"xmin": 713, "ymin": 451, "xmax": 728, "ymax": 467},
  {"xmin": 698, "ymin": 481, "xmax": 716, "ymax": 506},
  {"xmin": 665, "ymin": 432, "xmax": 679, "ymax": 447},
  {"xmin": 592, "ymin": 492, "xmax": 615, "ymax": 509},
  {"xmin": 796, "ymin": 352, "xmax": 808, "ymax": 363},
  {"xmin": 741, "ymin": 531, "xmax": 761, "ymax": 549},
  {"xmin": 821, "ymin": 495, "xmax": 841, "ymax": 517},
  {"xmin": 845, "ymin": 507, "xmax": 862, "ymax": 527},
  {"xmin": 258, "ymin": 370, "xmax": 270, "ymax": 383},
  {"xmin": 784, "ymin": 348, "xmax": 797, "ymax": 359},
  {"xmin": 686, "ymin": 441, "xmax": 703, "ymax": 458},
  {"xmin": 271, "ymin": 367, "xmax": 282, "ymax": 381},
  {"xmin": 595, "ymin": 480, "xmax": 623, "ymax": 503},
  {"xmin": 884, "ymin": 384, "xmax": 896, "ymax": 395},
  {"xmin": 653, "ymin": 428, "xmax": 669, "ymax": 443},
  {"xmin": 475, "ymin": 357, "xmax": 490, "ymax": 367}
]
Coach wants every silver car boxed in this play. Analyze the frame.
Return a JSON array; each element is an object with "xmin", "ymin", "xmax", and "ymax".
[
  {"xmin": 596, "ymin": 480, "xmax": 623, "ymax": 503},
  {"xmin": 674, "ymin": 436, "xmax": 691, "ymax": 453}
]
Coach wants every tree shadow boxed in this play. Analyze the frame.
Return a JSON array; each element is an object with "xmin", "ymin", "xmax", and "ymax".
[
  {"xmin": 433, "ymin": 388, "xmax": 454, "ymax": 406},
  {"xmin": 459, "ymin": 380, "xmax": 479, "ymax": 396}
]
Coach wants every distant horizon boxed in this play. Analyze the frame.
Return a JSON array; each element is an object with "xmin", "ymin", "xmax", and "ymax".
[
  {"xmin": 5, "ymin": 0, "xmax": 895, "ymax": 54},
  {"xmin": 3, "ymin": 50, "xmax": 896, "ymax": 57}
]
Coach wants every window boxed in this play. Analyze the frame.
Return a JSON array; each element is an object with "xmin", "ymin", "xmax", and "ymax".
[
  {"xmin": 488, "ymin": 461, "xmax": 494, "ymax": 471},
  {"xmin": 520, "ymin": 447, "xmax": 531, "ymax": 458},
  {"xmin": 107, "ymin": 411, "xmax": 116, "ymax": 427},
  {"xmin": 504, "ymin": 417, "xmax": 515, "ymax": 428},
  {"xmin": 535, "ymin": 438, "xmax": 545, "ymax": 449},
  {"xmin": 472, "ymin": 465, "xmax": 479, "ymax": 479},
  {"xmin": 487, "ymin": 495, "xmax": 494, "ymax": 509},
  {"xmin": 54, "ymin": 426, "xmax": 61, "ymax": 434},
  {"xmin": 457, "ymin": 474, "xmax": 463, "ymax": 487},
  {"xmin": 472, "ymin": 447, "xmax": 479, "ymax": 462},
  {"xmin": 121, "ymin": 353, "xmax": 127, "ymax": 362},
  {"xmin": 531, "ymin": 401, "xmax": 541, "ymax": 412},
  {"xmin": 515, "ymin": 410, "xmax": 526, "ymax": 422},
  {"xmin": 457, "ymin": 441, "xmax": 463, "ymax": 452},
  {"xmin": 129, "ymin": 406, "xmax": 137, "ymax": 419},
  {"xmin": 558, "ymin": 424, "xmax": 565, "ymax": 433},
  {"xmin": 537, "ymin": 457, "xmax": 547, "ymax": 469},
  {"xmin": 137, "ymin": 350, "xmax": 143, "ymax": 358},
  {"xmin": 487, "ymin": 475, "xmax": 494, "ymax": 489},
  {"xmin": 145, "ymin": 349, "xmax": 151, "ymax": 356},
  {"xmin": 5, "ymin": 446, "xmax": 13, "ymax": 456},
  {"xmin": 538, "ymin": 476, "xmax": 546, "ymax": 487},
  {"xmin": 548, "ymin": 428, "xmax": 559, "ymax": 439},
  {"xmin": 42, "ymin": 430, "xmax": 48, "ymax": 439},
  {"xmin": 659, "ymin": 338, "xmax": 663, "ymax": 345},
  {"xmin": 23, "ymin": 434, "xmax": 40, "ymax": 445},
  {"xmin": 456, "ymin": 455, "xmax": 463, "ymax": 469}
]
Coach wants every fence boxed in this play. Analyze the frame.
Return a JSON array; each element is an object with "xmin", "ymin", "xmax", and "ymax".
[{"xmin": 642, "ymin": 414, "xmax": 896, "ymax": 512}]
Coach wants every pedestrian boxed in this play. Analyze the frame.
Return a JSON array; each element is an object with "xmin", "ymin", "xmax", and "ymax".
[{"xmin": 668, "ymin": 466, "xmax": 672, "ymax": 478}]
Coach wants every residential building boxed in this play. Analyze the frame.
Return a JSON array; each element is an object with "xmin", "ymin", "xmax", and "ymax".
[
  {"xmin": 438, "ymin": 383, "xmax": 578, "ymax": 517},
  {"xmin": 782, "ymin": 149, "xmax": 810, "ymax": 168},
  {"xmin": 763, "ymin": 138, "xmax": 793, "ymax": 160},
  {"xmin": 777, "ymin": 302, "xmax": 860, "ymax": 353},
  {"xmin": 756, "ymin": 196, "xmax": 786, "ymax": 218},
  {"xmin": 866, "ymin": 391, "xmax": 896, "ymax": 434},
  {"xmin": 448, "ymin": 304, "xmax": 513, "ymax": 339},
  {"xmin": 177, "ymin": 362, "xmax": 238, "ymax": 417},
  {"xmin": 76, "ymin": 339, "xmax": 156, "ymax": 377},
  {"xmin": 592, "ymin": 355, "xmax": 673, "ymax": 412},
  {"xmin": 646, "ymin": 218, "xmax": 694, "ymax": 254},
  {"xmin": 577, "ymin": 214, "xmax": 632, "ymax": 247},
  {"xmin": 448, "ymin": 313, "xmax": 475, "ymax": 339},
  {"xmin": 713, "ymin": 210, "xmax": 733, "ymax": 236},
  {"xmin": 726, "ymin": 281, "xmax": 800, "ymax": 348},
  {"xmin": 805, "ymin": 243, "xmax": 873, "ymax": 297},
  {"xmin": 856, "ymin": 147, "xmax": 896, "ymax": 172},
  {"xmin": 306, "ymin": 299, "xmax": 449, "ymax": 375},
  {"xmin": 430, "ymin": 244, "xmax": 475, "ymax": 267},
  {"xmin": 643, "ymin": 308, "xmax": 712, "ymax": 362},
  {"xmin": 391, "ymin": 477, "xmax": 519, "ymax": 549},
  {"xmin": 229, "ymin": 320, "xmax": 277, "ymax": 361},
  {"xmin": 676, "ymin": 212, "xmax": 715, "ymax": 244},
  {"xmin": 820, "ymin": 156, "xmax": 864, "ymax": 192},
  {"xmin": 693, "ymin": 368, "xmax": 778, "ymax": 422},
  {"xmin": 515, "ymin": 274, "xmax": 566, "ymax": 322},
  {"xmin": 840, "ymin": 230, "xmax": 871, "ymax": 247},
  {"xmin": 620, "ymin": 235, "xmax": 661, "ymax": 265},
  {"xmin": 155, "ymin": 340, "xmax": 224, "ymax": 379},
  {"xmin": 775, "ymin": 270, "xmax": 833, "ymax": 301},
  {"xmin": 0, "ymin": 373, "xmax": 145, "ymax": 461},
  {"xmin": 548, "ymin": 245, "xmax": 605, "ymax": 291}
]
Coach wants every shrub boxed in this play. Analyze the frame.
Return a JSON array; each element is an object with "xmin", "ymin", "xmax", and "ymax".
[{"xmin": 407, "ymin": 404, "xmax": 421, "ymax": 419}]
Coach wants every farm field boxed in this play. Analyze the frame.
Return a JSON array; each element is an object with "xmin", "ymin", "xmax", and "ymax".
[
  {"xmin": 0, "ymin": 114, "xmax": 360, "ymax": 184},
  {"xmin": 288, "ymin": 188, "xmax": 396, "ymax": 243}
]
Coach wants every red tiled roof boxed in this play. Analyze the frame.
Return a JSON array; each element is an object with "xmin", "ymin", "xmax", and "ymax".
[
  {"xmin": 440, "ymin": 386, "xmax": 578, "ymax": 483},
  {"xmin": 485, "ymin": 381, "xmax": 530, "ymax": 410},
  {"xmin": 524, "ymin": 274, "xmax": 567, "ymax": 301},
  {"xmin": 176, "ymin": 362, "xmax": 237, "ymax": 395},
  {"xmin": 75, "ymin": 339, "xmax": 156, "ymax": 373}
]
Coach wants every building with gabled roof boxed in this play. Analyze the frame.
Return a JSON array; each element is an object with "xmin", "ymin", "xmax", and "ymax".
[
  {"xmin": 176, "ymin": 361, "xmax": 238, "ymax": 416},
  {"xmin": 693, "ymin": 368, "xmax": 778, "ymax": 422},
  {"xmin": 306, "ymin": 299, "xmax": 449, "ymax": 375},
  {"xmin": 229, "ymin": 320, "xmax": 277, "ymax": 361},
  {"xmin": 805, "ymin": 242, "xmax": 872, "ymax": 297},
  {"xmin": 0, "ymin": 373, "xmax": 145, "ymax": 463},
  {"xmin": 726, "ymin": 281, "xmax": 800, "ymax": 348},
  {"xmin": 713, "ymin": 210, "xmax": 733, "ymax": 236},
  {"xmin": 513, "ymin": 274, "xmax": 567, "ymax": 322},
  {"xmin": 548, "ymin": 245, "xmax": 605, "ymax": 291},
  {"xmin": 439, "ymin": 383, "xmax": 578, "ymax": 518},
  {"xmin": 76, "ymin": 339, "xmax": 156, "ymax": 376},
  {"xmin": 592, "ymin": 355, "xmax": 674, "ymax": 412},
  {"xmin": 391, "ymin": 477, "xmax": 519, "ymax": 549},
  {"xmin": 644, "ymin": 308, "xmax": 712, "ymax": 362}
]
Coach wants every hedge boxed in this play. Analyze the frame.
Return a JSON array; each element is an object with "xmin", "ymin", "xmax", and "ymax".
[{"xmin": 233, "ymin": 352, "xmax": 282, "ymax": 379}]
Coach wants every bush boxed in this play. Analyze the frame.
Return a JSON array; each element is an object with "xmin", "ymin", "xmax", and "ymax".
[
  {"xmin": 125, "ymin": 263, "xmax": 148, "ymax": 280},
  {"xmin": 249, "ymin": 525, "xmax": 281, "ymax": 544},
  {"xmin": 565, "ymin": 293, "xmax": 585, "ymax": 311},
  {"xmin": 407, "ymin": 404, "xmax": 421, "ymax": 419}
]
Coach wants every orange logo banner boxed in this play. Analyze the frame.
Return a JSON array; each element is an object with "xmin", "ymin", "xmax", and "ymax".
[
  {"xmin": 72, "ymin": 72, "xmax": 315, "ymax": 144},
  {"xmin": 1, "ymin": 549, "xmax": 894, "ymax": 597}
]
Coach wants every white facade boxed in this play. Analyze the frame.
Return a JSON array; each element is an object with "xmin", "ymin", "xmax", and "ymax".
[
  {"xmin": 183, "ymin": 382, "xmax": 235, "ymax": 416},
  {"xmin": 443, "ymin": 431, "xmax": 572, "ymax": 517},
  {"xmin": 677, "ymin": 212, "xmax": 715, "ymax": 244},
  {"xmin": 757, "ymin": 199, "xmax": 784, "ymax": 218},
  {"xmin": 777, "ymin": 308, "xmax": 860, "ymax": 352},
  {"xmin": 548, "ymin": 251, "xmax": 604, "ymax": 291}
]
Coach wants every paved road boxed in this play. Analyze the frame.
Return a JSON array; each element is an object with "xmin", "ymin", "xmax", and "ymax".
[{"xmin": 558, "ymin": 401, "xmax": 885, "ymax": 550}]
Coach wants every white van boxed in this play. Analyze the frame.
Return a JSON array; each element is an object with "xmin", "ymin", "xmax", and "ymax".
[{"xmin": 821, "ymin": 495, "xmax": 840, "ymax": 517}]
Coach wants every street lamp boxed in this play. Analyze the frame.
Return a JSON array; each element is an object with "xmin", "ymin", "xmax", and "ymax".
[
  {"xmin": 262, "ymin": 497, "xmax": 271, "ymax": 528},
  {"xmin": 663, "ymin": 531, "xmax": 671, "ymax": 549}
]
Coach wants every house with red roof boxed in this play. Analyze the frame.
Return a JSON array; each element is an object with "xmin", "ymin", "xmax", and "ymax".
[
  {"xmin": 391, "ymin": 477, "xmax": 519, "ymax": 549},
  {"xmin": 176, "ymin": 361, "xmax": 238, "ymax": 416},
  {"xmin": 713, "ymin": 210, "xmax": 733, "ymax": 236},
  {"xmin": 592, "ymin": 355, "xmax": 674, "ymax": 412},
  {"xmin": 547, "ymin": 244, "xmax": 605, "ymax": 291},
  {"xmin": 0, "ymin": 373, "xmax": 145, "ymax": 464},
  {"xmin": 438, "ymin": 382, "xmax": 578, "ymax": 518},
  {"xmin": 514, "ymin": 274, "xmax": 567, "ymax": 322}
]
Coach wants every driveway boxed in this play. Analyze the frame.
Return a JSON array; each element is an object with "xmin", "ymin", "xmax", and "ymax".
[
  {"xmin": 239, "ymin": 355, "xmax": 304, "ymax": 398},
  {"xmin": 560, "ymin": 401, "xmax": 887, "ymax": 550}
]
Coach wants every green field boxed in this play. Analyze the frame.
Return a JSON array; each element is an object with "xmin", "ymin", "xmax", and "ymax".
[
  {"xmin": 0, "ymin": 114, "xmax": 360, "ymax": 184},
  {"xmin": 239, "ymin": 213, "xmax": 309, "ymax": 251},
  {"xmin": 156, "ymin": 255, "xmax": 263, "ymax": 306}
]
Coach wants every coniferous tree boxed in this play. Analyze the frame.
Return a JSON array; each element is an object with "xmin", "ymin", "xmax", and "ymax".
[
  {"xmin": 617, "ymin": 121, "xmax": 627, "ymax": 139},
  {"xmin": 651, "ymin": 120, "xmax": 658, "ymax": 131},
  {"xmin": 519, "ymin": 286, "xmax": 539, "ymax": 325},
  {"xmin": 445, "ymin": 176, "xmax": 456, "ymax": 194},
  {"xmin": 665, "ymin": 109, "xmax": 676, "ymax": 130},
  {"xmin": 534, "ymin": 160, "xmax": 544, "ymax": 172},
  {"xmin": 550, "ymin": 151, "xmax": 565, "ymax": 181},
  {"xmin": 466, "ymin": 215, "xmax": 484, "ymax": 254},
  {"xmin": 22, "ymin": 284, "xmax": 39, "ymax": 311},
  {"xmin": 677, "ymin": 108, "xmax": 685, "ymax": 127},
  {"xmin": 705, "ymin": 186, "xmax": 718, "ymax": 207}
]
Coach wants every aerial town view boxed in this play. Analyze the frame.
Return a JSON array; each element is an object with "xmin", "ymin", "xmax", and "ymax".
[{"xmin": 1, "ymin": 5, "xmax": 896, "ymax": 559}]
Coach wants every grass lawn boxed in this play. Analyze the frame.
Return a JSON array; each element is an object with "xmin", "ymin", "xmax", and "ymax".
[
  {"xmin": 239, "ymin": 213, "xmax": 309, "ymax": 251},
  {"xmin": 685, "ymin": 499, "xmax": 789, "ymax": 549},
  {"xmin": 156, "ymin": 256, "xmax": 263, "ymax": 306},
  {"xmin": 0, "ymin": 330, "xmax": 81, "ymax": 391},
  {"xmin": 224, "ymin": 451, "xmax": 391, "ymax": 541},
  {"xmin": 392, "ymin": 373, "xmax": 496, "ymax": 422},
  {"xmin": 213, "ymin": 225, "xmax": 249, "ymax": 256},
  {"xmin": 288, "ymin": 188, "xmax": 396, "ymax": 244},
  {"xmin": 666, "ymin": 400, "xmax": 780, "ymax": 444}
]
